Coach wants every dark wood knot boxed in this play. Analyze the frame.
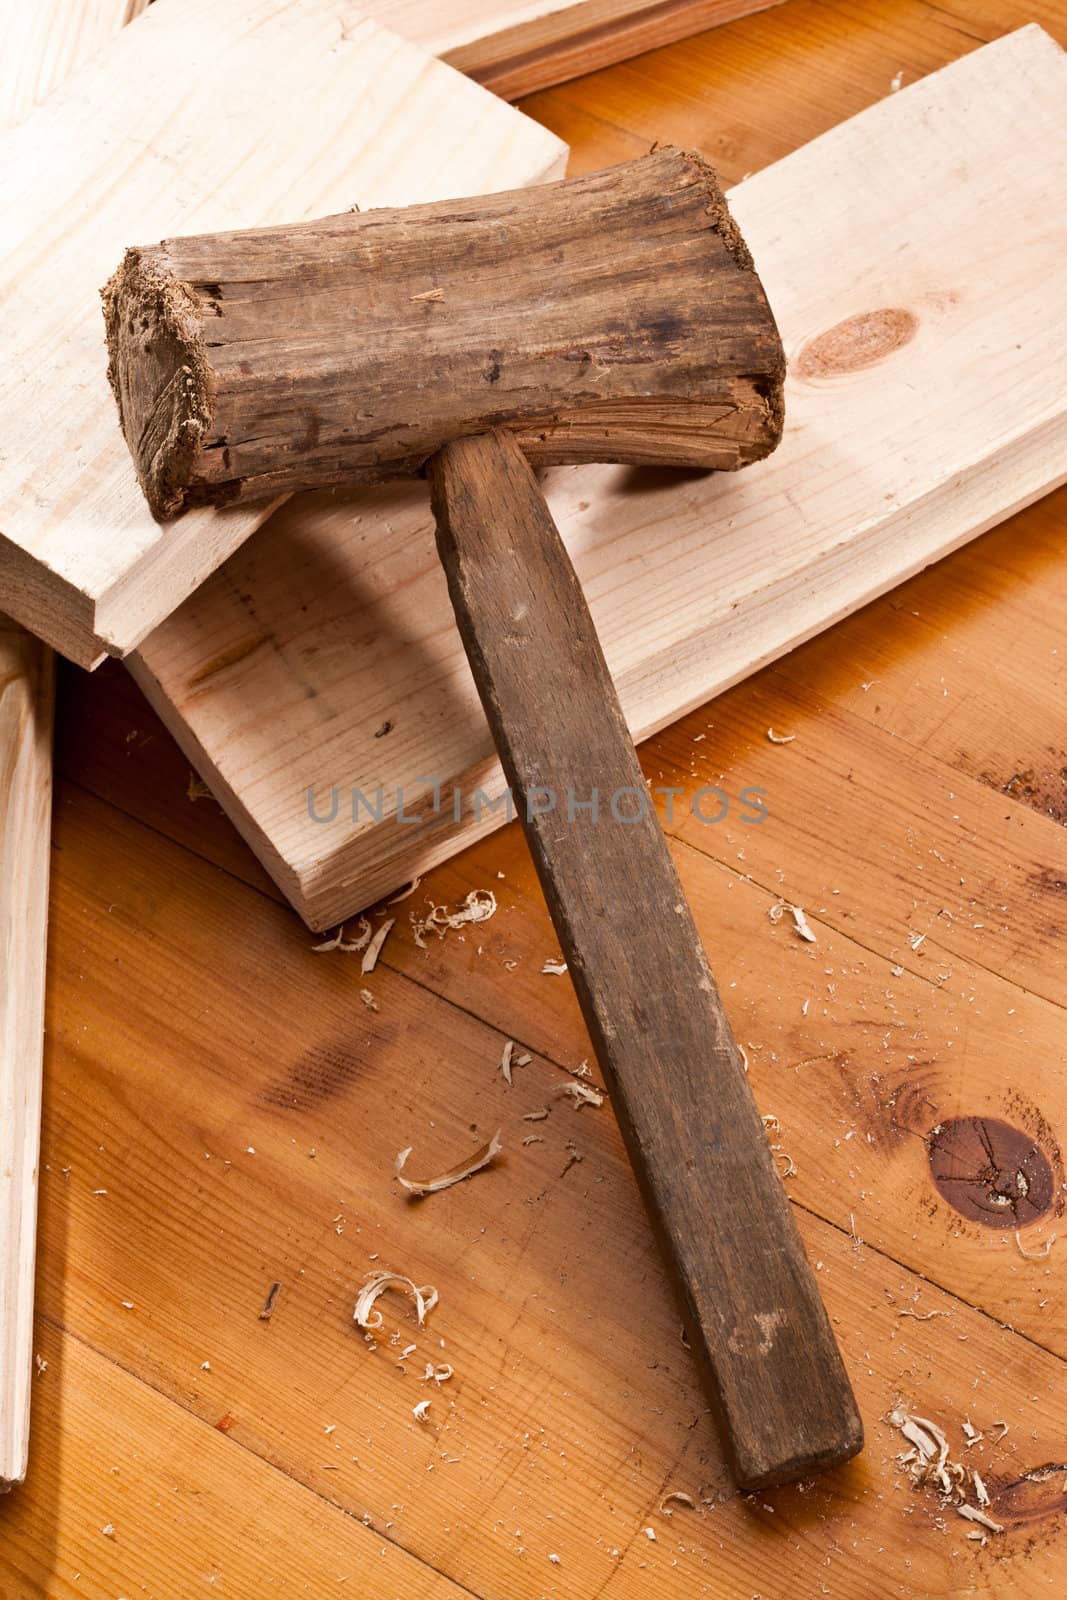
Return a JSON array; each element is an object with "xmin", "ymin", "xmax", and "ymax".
[{"xmin": 926, "ymin": 1116, "xmax": 1054, "ymax": 1228}]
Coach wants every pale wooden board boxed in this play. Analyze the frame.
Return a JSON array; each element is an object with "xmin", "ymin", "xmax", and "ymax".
[
  {"xmin": 0, "ymin": 621, "xmax": 53, "ymax": 1489},
  {"xmin": 377, "ymin": 0, "xmax": 784, "ymax": 97},
  {"xmin": 0, "ymin": 0, "xmax": 566, "ymax": 670},
  {"xmin": 132, "ymin": 24, "xmax": 1067, "ymax": 930},
  {"xmin": 0, "ymin": 0, "xmax": 149, "ymax": 126}
]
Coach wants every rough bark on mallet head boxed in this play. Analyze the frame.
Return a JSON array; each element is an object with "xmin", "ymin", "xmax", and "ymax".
[{"xmin": 102, "ymin": 147, "xmax": 785, "ymax": 517}]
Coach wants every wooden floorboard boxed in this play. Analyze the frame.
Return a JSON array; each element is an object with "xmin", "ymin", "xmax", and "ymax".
[{"xmin": 6, "ymin": 0, "xmax": 1067, "ymax": 1594}]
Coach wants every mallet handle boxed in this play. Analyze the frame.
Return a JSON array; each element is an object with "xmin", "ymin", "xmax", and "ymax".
[{"xmin": 430, "ymin": 430, "xmax": 862, "ymax": 1490}]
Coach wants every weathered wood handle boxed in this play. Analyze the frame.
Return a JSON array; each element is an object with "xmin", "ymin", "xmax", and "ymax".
[{"xmin": 430, "ymin": 431, "xmax": 862, "ymax": 1490}]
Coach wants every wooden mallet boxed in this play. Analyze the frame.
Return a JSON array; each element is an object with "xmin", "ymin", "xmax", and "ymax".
[{"xmin": 103, "ymin": 147, "xmax": 862, "ymax": 1489}]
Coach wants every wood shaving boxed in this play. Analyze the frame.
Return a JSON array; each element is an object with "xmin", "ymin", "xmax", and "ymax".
[
  {"xmin": 762, "ymin": 1113, "xmax": 796, "ymax": 1178},
  {"xmin": 898, "ymin": 1307, "xmax": 949, "ymax": 1321},
  {"xmin": 766, "ymin": 728, "xmax": 796, "ymax": 743},
  {"xmin": 1014, "ymin": 1229, "xmax": 1056, "ymax": 1259},
  {"xmin": 769, "ymin": 901, "xmax": 816, "ymax": 942},
  {"xmin": 523, "ymin": 1109, "xmax": 549, "ymax": 1121},
  {"xmin": 313, "ymin": 917, "xmax": 371, "ymax": 953},
  {"xmin": 973, "ymin": 1471, "xmax": 990, "ymax": 1506},
  {"xmin": 421, "ymin": 1363, "xmax": 453, "ymax": 1384},
  {"xmin": 410, "ymin": 288, "xmax": 444, "ymax": 302},
  {"xmin": 412, "ymin": 1399, "xmax": 432, "ymax": 1421},
  {"xmin": 658, "ymin": 1490, "xmax": 696, "ymax": 1515},
  {"xmin": 389, "ymin": 876, "xmax": 422, "ymax": 902},
  {"xmin": 522, "ymin": 1135, "xmax": 544, "ymax": 1146},
  {"xmin": 395, "ymin": 1132, "xmax": 502, "ymax": 1196},
  {"xmin": 556, "ymin": 1082, "xmax": 604, "ymax": 1109},
  {"xmin": 411, "ymin": 889, "xmax": 497, "ymax": 947},
  {"xmin": 361, "ymin": 919, "xmax": 394, "ymax": 974},
  {"xmin": 989, "ymin": 1421, "xmax": 1009, "ymax": 1444},
  {"xmin": 888, "ymin": 1405, "xmax": 960, "ymax": 1497},
  {"xmin": 187, "ymin": 772, "xmax": 213, "ymax": 801},
  {"xmin": 542, "ymin": 959, "xmax": 568, "ymax": 975},
  {"xmin": 259, "ymin": 1282, "xmax": 281, "ymax": 1321},
  {"xmin": 359, "ymin": 988, "xmax": 378, "ymax": 1010},
  {"xmin": 500, "ymin": 1041, "xmax": 515, "ymax": 1085},
  {"xmin": 957, "ymin": 1505, "xmax": 1004, "ymax": 1534},
  {"xmin": 354, "ymin": 1271, "xmax": 438, "ymax": 1331}
]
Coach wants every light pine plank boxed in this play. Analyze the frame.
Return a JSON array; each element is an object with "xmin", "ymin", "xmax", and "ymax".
[
  {"xmin": 29, "ymin": 783, "xmax": 1067, "ymax": 1595},
  {"xmin": 0, "ymin": 0, "xmax": 567, "ymax": 668},
  {"xmin": 0, "ymin": 621, "xmax": 53, "ymax": 1490},
  {"xmin": 133, "ymin": 24, "xmax": 1067, "ymax": 929},
  {"xmin": 0, "ymin": 0, "xmax": 149, "ymax": 127}
]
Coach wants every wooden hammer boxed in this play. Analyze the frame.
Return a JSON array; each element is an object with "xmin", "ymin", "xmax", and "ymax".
[{"xmin": 103, "ymin": 147, "xmax": 862, "ymax": 1489}]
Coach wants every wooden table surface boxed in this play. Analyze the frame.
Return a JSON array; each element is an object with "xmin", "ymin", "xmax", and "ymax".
[{"xmin": 4, "ymin": 2, "xmax": 1066, "ymax": 1595}]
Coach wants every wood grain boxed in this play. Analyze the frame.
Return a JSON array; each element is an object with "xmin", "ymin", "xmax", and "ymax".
[
  {"xmin": 15, "ymin": 778, "xmax": 1067, "ymax": 1596},
  {"xmin": 104, "ymin": 147, "xmax": 783, "ymax": 514},
  {"xmin": 390, "ymin": 0, "xmax": 784, "ymax": 98},
  {"xmin": 0, "ymin": 620, "xmax": 53, "ymax": 1490},
  {"xmin": 133, "ymin": 23, "xmax": 1067, "ymax": 929},
  {"xmin": 0, "ymin": 0, "xmax": 566, "ymax": 668},
  {"xmin": 0, "ymin": 0, "xmax": 149, "ymax": 127},
  {"xmin": 9, "ymin": 2, "xmax": 1067, "ymax": 1595},
  {"xmin": 431, "ymin": 428, "xmax": 859, "ymax": 1486}
]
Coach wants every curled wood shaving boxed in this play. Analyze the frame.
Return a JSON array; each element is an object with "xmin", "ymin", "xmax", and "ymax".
[
  {"xmin": 421, "ymin": 1362, "xmax": 453, "ymax": 1384},
  {"xmin": 187, "ymin": 772, "xmax": 213, "ymax": 801},
  {"xmin": 898, "ymin": 1308, "xmax": 949, "ymax": 1321},
  {"xmin": 957, "ymin": 1504, "xmax": 1004, "ymax": 1534},
  {"xmin": 1014, "ymin": 1229, "xmax": 1057, "ymax": 1259},
  {"xmin": 542, "ymin": 959, "xmax": 568, "ymax": 975},
  {"xmin": 359, "ymin": 988, "xmax": 378, "ymax": 1011},
  {"xmin": 389, "ymin": 877, "xmax": 422, "ymax": 902},
  {"xmin": 888, "ymin": 1405, "xmax": 958, "ymax": 1496},
  {"xmin": 412, "ymin": 1399, "xmax": 432, "ymax": 1421},
  {"xmin": 769, "ymin": 901, "xmax": 816, "ymax": 942},
  {"xmin": 523, "ymin": 1109, "xmax": 549, "ymax": 1122},
  {"xmin": 522, "ymin": 1135, "xmax": 544, "ymax": 1146},
  {"xmin": 973, "ymin": 1471, "xmax": 990, "ymax": 1507},
  {"xmin": 555, "ymin": 1082, "xmax": 604, "ymax": 1109},
  {"xmin": 354, "ymin": 1271, "xmax": 438, "ymax": 1330},
  {"xmin": 500, "ymin": 1041, "xmax": 515, "ymax": 1085},
  {"xmin": 361, "ymin": 919, "xmax": 394, "ymax": 974},
  {"xmin": 411, "ymin": 889, "xmax": 497, "ymax": 948},
  {"xmin": 313, "ymin": 916, "xmax": 371, "ymax": 953},
  {"xmin": 766, "ymin": 728, "xmax": 796, "ymax": 744},
  {"xmin": 762, "ymin": 1113, "xmax": 796, "ymax": 1178},
  {"xmin": 658, "ymin": 1490, "xmax": 696, "ymax": 1516},
  {"xmin": 989, "ymin": 1421, "xmax": 1009, "ymax": 1444},
  {"xmin": 395, "ymin": 1132, "xmax": 502, "ymax": 1196}
]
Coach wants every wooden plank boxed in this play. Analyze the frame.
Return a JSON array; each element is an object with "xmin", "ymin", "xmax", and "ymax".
[
  {"xmin": 1, "ymin": 1324, "xmax": 471, "ymax": 1598},
  {"xmin": 391, "ymin": 0, "xmax": 784, "ymax": 99},
  {"xmin": 132, "ymin": 23, "xmax": 1067, "ymax": 929},
  {"xmin": 0, "ymin": 620, "xmax": 53, "ymax": 1490},
  {"xmin": 0, "ymin": 0, "xmax": 567, "ymax": 670},
  {"xmin": 28, "ymin": 782, "xmax": 1067, "ymax": 1594},
  {"xmin": 0, "ymin": 0, "xmax": 149, "ymax": 126}
]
